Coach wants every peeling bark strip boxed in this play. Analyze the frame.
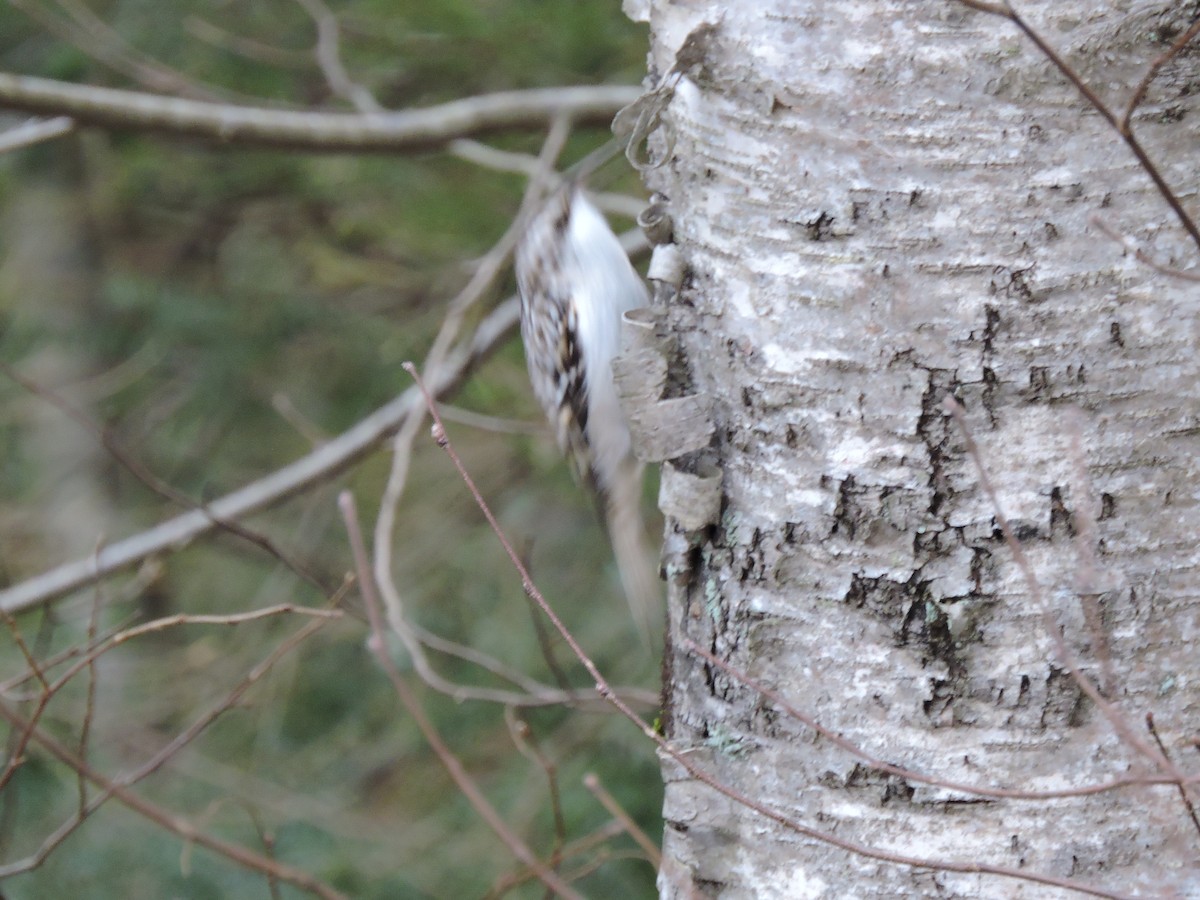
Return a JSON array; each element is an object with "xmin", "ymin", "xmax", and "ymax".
[{"xmin": 640, "ymin": 1, "xmax": 1200, "ymax": 896}]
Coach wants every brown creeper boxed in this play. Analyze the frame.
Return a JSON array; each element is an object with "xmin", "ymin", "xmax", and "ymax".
[{"xmin": 515, "ymin": 185, "xmax": 660, "ymax": 635}]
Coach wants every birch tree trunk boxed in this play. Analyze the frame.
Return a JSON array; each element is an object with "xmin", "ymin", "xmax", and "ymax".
[{"xmin": 629, "ymin": 1, "xmax": 1200, "ymax": 896}]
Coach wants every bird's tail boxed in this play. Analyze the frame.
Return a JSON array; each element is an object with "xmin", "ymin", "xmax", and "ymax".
[{"xmin": 603, "ymin": 457, "xmax": 662, "ymax": 644}]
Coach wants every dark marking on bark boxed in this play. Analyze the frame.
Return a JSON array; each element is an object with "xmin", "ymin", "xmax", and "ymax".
[
  {"xmin": 1043, "ymin": 665, "xmax": 1089, "ymax": 728},
  {"xmin": 751, "ymin": 698, "xmax": 781, "ymax": 739},
  {"xmin": 982, "ymin": 305, "xmax": 1001, "ymax": 354},
  {"xmin": 739, "ymin": 528, "xmax": 765, "ymax": 583},
  {"xmin": 970, "ymin": 546, "xmax": 990, "ymax": 594},
  {"xmin": 981, "ymin": 366, "xmax": 999, "ymax": 425},
  {"xmin": 1099, "ymin": 492, "xmax": 1116, "ymax": 520},
  {"xmin": 916, "ymin": 369, "xmax": 962, "ymax": 517},
  {"xmin": 1049, "ymin": 485, "xmax": 1076, "ymax": 538},
  {"xmin": 843, "ymin": 764, "xmax": 916, "ymax": 805},
  {"xmin": 923, "ymin": 678, "xmax": 955, "ymax": 721},
  {"xmin": 804, "ymin": 210, "xmax": 836, "ymax": 241},
  {"xmin": 1027, "ymin": 366, "xmax": 1050, "ymax": 399},
  {"xmin": 831, "ymin": 474, "xmax": 864, "ymax": 539},
  {"xmin": 1109, "ymin": 321, "xmax": 1124, "ymax": 347},
  {"xmin": 990, "ymin": 264, "xmax": 1041, "ymax": 303},
  {"xmin": 846, "ymin": 573, "xmax": 964, "ymax": 678},
  {"xmin": 1012, "ymin": 522, "xmax": 1039, "ymax": 541}
]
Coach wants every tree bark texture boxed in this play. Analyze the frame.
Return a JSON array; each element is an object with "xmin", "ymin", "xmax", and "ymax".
[{"xmin": 632, "ymin": 1, "xmax": 1200, "ymax": 896}]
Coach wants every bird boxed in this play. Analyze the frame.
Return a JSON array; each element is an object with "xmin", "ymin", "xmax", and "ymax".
[{"xmin": 514, "ymin": 184, "xmax": 661, "ymax": 638}]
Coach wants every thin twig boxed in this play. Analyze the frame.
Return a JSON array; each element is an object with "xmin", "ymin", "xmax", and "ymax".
[
  {"xmin": 36, "ymin": 605, "xmax": 343, "ymax": 699},
  {"xmin": 484, "ymin": 820, "xmax": 627, "ymax": 898},
  {"xmin": 368, "ymin": 115, "xmax": 595, "ymax": 709},
  {"xmin": 504, "ymin": 708, "xmax": 567, "ymax": 866},
  {"xmin": 1121, "ymin": 18, "xmax": 1200, "ymax": 132},
  {"xmin": 0, "ymin": 697, "xmax": 347, "ymax": 898},
  {"xmin": 292, "ymin": 0, "xmax": 383, "ymax": 114},
  {"xmin": 121, "ymin": 602, "xmax": 344, "ymax": 788},
  {"xmin": 956, "ymin": 1, "xmax": 1200, "ymax": 251},
  {"xmin": 406, "ymin": 363, "xmax": 1134, "ymax": 899},
  {"xmin": 685, "ymin": 638, "xmax": 1194, "ymax": 801},
  {"xmin": 0, "ymin": 608, "xmax": 53, "ymax": 795},
  {"xmin": 583, "ymin": 772, "xmax": 661, "ymax": 866},
  {"xmin": 8, "ymin": 0, "xmax": 226, "ymax": 101},
  {"xmin": 339, "ymin": 491, "xmax": 583, "ymax": 900},
  {"xmin": 944, "ymin": 398, "xmax": 1188, "ymax": 787},
  {"xmin": 0, "ymin": 360, "xmax": 331, "ymax": 597},
  {"xmin": 1064, "ymin": 412, "xmax": 1116, "ymax": 698},
  {"xmin": 0, "ymin": 294, "xmax": 522, "ymax": 615},
  {"xmin": 77, "ymin": 541, "xmax": 106, "ymax": 812},
  {"xmin": 1090, "ymin": 215, "xmax": 1200, "ymax": 282},
  {"xmin": 1146, "ymin": 713, "xmax": 1200, "ymax": 839}
]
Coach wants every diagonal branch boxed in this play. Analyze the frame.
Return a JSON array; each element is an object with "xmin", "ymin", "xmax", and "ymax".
[{"xmin": 0, "ymin": 296, "xmax": 519, "ymax": 616}]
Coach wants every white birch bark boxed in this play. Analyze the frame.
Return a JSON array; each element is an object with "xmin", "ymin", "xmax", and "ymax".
[{"xmin": 628, "ymin": 1, "xmax": 1200, "ymax": 896}]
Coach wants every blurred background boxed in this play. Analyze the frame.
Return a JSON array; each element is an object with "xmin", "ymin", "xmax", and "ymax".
[{"xmin": 0, "ymin": 1, "xmax": 661, "ymax": 897}]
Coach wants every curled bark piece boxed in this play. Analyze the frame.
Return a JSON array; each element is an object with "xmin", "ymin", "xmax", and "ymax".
[
  {"xmin": 648, "ymin": 243, "xmax": 684, "ymax": 287},
  {"xmin": 659, "ymin": 460, "xmax": 723, "ymax": 531},
  {"xmin": 638, "ymin": 196, "xmax": 674, "ymax": 246},
  {"xmin": 613, "ymin": 308, "xmax": 713, "ymax": 462}
]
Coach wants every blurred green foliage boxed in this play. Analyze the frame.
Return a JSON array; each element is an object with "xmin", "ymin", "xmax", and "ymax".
[{"xmin": 0, "ymin": 1, "xmax": 660, "ymax": 897}]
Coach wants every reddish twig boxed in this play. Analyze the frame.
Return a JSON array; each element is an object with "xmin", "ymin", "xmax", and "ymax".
[
  {"xmin": 0, "ymin": 608, "xmax": 53, "ymax": 795},
  {"xmin": 504, "ymin": 707, "xmax": 568, "ymax": 867},
  {"xmin": 77, "ymin": 543, "xmax": 106, "ymax": 813},
  {"xmin": 1091, "ymin": 215, "xmax": 1200, "ymax": 282},
  {"xmin": 1122, "ymin": 17, "xmax": 1200, "ymax": 131},
  {"xmin": 1146, "ymin": 713, "xmax": 1200, "ymax": 839},
  {"xmin": 945, "ymin": 397, "xmax": 1196, "ymax": 802},
  {"xmin": 483, "ymin": 820, "xmax": 627, "ymax": 898},
  {"xmin": 338, "ymin": 490, "xmax": 584, "ymax": 900},
  {"xmin": 1064, "ymin": 412, "xmax": 1117, "ymax": 697},
  {"xmin": 583, "ymin": 772, "xmax": 661, "ymax": 866},
  {"xmin": 685, "ymin": 638, "xmax": 1195, "ymax": 800},
  {"xmin": 0, "ymin": 696, "xmax": 347, "ymax": 898},
  {"xmin": 955, "ymin": 1, "xmax": 1200, "ymax": 251},
  {"xmin": 405, "ymin": 361, "xmax": 1135, "ymax": 899}
]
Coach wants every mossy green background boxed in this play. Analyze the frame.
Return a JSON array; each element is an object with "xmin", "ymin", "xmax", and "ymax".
[{"xmin": 0, "ymin": 2, "xmax": 661, "ymax": 897}]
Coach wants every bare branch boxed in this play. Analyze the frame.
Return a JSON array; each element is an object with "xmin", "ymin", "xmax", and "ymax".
[
  {"xmin": 0, "ymin": 72, "xmax": 639, "ymax": 153},
  {"xmin": 0, "ymin": 115, "xmax": 73, "ymax": 153},
  {"xmin": 292, "ymin": 0, "xmax": 383, "ymax": 113}
]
